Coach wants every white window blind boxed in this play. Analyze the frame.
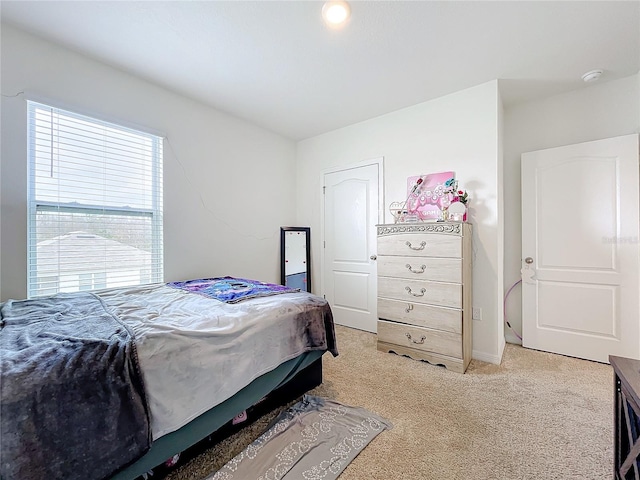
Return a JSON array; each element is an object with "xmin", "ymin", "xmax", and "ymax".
[{"xmin": 27, "ymin": 101, "xmax": 163, "ymax": 298}]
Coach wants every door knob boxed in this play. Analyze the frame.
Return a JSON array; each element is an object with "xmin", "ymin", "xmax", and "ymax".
[
  {"xmin": 525, "ymin": 257, "xmax": 534, "ymax": 264},
  {"xmin": 370, "ymin": 255, "xmax": 377, "ymax": 260}
]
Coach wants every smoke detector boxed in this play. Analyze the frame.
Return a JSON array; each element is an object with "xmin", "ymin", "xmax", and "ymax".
[{"xmin": 582, "ymin": 69, "xmax": 603, "ymax": 83}]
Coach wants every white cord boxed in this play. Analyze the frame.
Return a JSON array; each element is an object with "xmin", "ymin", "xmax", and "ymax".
[{"xmin": 504, "ymin": 279, "xmax": 522, "ymax": 340}]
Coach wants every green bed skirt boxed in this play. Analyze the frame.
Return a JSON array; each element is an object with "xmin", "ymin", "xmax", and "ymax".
[{"xmin": 111, "ymin": 350, "xmax": 325, "ymax": 480}]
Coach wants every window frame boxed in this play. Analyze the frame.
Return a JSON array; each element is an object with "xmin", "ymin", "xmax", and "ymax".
[{"xmin": 26, "ymin": 101, "xmax": 164, "ymax": 298}]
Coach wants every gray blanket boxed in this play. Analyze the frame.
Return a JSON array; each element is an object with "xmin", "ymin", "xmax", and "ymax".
[
  {"xmin": 97, "ymin": 285, "xmax": 338, "ymax": 439},
  {"xmin": 0, "ymin": 293, "xmax": 150, "ymax": 480}
]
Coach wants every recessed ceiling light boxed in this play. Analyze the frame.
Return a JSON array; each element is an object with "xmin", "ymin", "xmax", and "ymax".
[
  {"xmin": 582, "ymin": 69, "xmax": 603, "ymax": 83},
  {"xmin": 322, "ymin": 1, "xmax": 351, "ymax": 27}
]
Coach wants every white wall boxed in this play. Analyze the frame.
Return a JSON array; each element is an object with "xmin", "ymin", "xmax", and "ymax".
[
  {"xmin": 296, "ymin": 81, "xmax": 505, "ymax": 364},
  {"xmin": 0, "ymin": 25, "xmax": 297, "ymax": 302},
  {"xmin": 503, "ymin": 74, "xmax": 640, "ymax": 344}
]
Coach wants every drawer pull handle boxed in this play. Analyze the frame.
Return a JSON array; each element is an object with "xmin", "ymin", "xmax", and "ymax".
[
  {"xmin": 405, "ymin": 303, "xmax": 414, "ymax": 313},
  {"xmin": 405, "ymin": 286, "xmax": 426, "ymax": 297},
  {"xmin": 406, "ymin": 264, "xmax": 426, "ymax": 274},
  {"xmin": 405, "ymin": 333, "xmax": 426, "ymax": 344},
  {"xmin": 405, "ymin": 241, "xmax": 426, "ymax": 251}
]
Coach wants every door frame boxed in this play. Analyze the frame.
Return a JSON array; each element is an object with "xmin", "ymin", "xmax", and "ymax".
[{"xmin": 320, "ymin": 157, "xmax": 385, "ymax": 302}]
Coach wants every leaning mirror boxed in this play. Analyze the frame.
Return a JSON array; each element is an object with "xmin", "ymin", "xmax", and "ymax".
[{"xmin": 280, "ymin": 227, "xmax": 311, "ymax": 292}]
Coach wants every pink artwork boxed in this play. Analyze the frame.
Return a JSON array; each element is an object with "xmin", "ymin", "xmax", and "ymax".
[{"xmin": 406, "ymin": 171, "xmax": 455, "ymax": 221}]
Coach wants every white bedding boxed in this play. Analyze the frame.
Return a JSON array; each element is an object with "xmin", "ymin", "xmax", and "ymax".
[{"xmin": 97, "ymin": 283, "xmax": 333, "ymax": 439}]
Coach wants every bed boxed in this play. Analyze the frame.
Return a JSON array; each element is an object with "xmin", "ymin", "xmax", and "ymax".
[{"xmin": 0, "ymin": 277, "xmax": 337, "ymax": 480}]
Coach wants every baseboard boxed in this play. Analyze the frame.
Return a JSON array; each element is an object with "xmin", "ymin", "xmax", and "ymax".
[{"xmin": 472, "ymin": 349, "xmax": 502, "ymax": 365}]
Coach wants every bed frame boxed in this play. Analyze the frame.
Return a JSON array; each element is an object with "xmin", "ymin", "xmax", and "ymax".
[{"xmin": 111, "ymin": 353, "xmax": 324, "ymax": 480}]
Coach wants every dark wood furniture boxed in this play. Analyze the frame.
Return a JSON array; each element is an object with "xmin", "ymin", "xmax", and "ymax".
[{"xmin": 611, "ymin": 355, "xmax": 640, "ymax": 479}]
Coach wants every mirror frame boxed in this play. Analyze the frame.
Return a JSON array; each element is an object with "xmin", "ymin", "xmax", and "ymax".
[{"xmin": 280, "ymin": 227, "xmax": 311, "ymax": 292}]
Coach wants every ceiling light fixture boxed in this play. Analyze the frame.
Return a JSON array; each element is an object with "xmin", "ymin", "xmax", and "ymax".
[
  {"xmin": 581, "ymin": 69, "xmax": 603, "ymax": 83},
  {"xmin": 322, "ymin": 1, "xmax": 351, "ymax": 28}
]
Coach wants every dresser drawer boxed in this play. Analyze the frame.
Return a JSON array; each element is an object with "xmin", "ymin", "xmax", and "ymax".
[
  {"xmin": 377, "ymin": 233, "xmax": 461, "ymax": 258},
  {"xmin": 377, "ymin": 256, "xmax": 461, "ymax": 283},
  {"xmin": 377, "ymin": 298, "xmax": 461, "ymax": 334},
  {"xmin": 378, "ymin": 277, "xmax": 462, "ymax": 308},
  {"xmin": 377, "ymin": 319, "xmax": 462, "ymax": 358}
]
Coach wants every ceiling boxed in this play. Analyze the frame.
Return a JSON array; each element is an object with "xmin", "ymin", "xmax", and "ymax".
[{"xmin": 1, "ymin": 1, "xmax": 638, "ymax": 141}]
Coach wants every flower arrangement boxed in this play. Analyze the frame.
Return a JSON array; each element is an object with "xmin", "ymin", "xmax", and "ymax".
[
  {"xmin": 444, "ymin": 178, "xmax": 470, "ymax": 206},
  {"xmin": 454, "ymin": 189, "xmax": 470, "ymax": 205}
]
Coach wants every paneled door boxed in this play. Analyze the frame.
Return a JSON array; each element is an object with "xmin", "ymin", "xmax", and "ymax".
[
  {"xmin": 521, "ymin": 134, "xmax": 640, "ymax": 362},
  {"xmin": 323, "ymin": 161, "xmax": 382, "ymax": 332}
]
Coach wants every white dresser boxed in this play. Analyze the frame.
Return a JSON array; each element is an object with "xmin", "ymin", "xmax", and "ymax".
[{"xmin": 376, "ymin": 222, "xmax": 472, "ymax": 373}]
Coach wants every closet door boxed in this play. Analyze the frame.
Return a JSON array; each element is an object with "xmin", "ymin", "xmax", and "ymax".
[{"xmin": 323, "ymin": 161, "xmax": 381, "ymax": 333}]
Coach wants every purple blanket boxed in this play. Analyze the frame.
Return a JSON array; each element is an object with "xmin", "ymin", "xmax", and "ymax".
[{"xmin": 167, "ymin": 277, "xmax": 299, "ymax": 303}]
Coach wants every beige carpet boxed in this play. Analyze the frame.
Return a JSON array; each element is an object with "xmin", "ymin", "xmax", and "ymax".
[{"xmin": 166, "ymin": 325, "xmax": 613, "ymax": 480}]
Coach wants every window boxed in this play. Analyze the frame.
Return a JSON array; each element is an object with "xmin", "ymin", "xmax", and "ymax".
[{"xmin": 27, "ymin": 101, "xmax": 163, "ymax": 298}]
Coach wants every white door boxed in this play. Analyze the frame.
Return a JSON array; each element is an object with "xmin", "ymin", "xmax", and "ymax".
[
  {"xmin": 522, "ymin": 134, "xmax": 640, "ymax": 363},
  {"xmin": 323, "ymin": 162, "xmax": 381, "ymax": 332}
]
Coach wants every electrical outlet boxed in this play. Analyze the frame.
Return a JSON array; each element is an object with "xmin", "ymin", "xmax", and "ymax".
[{"xmin": 472, "ymin": 307, "xmax": 482, "ymax": 321}]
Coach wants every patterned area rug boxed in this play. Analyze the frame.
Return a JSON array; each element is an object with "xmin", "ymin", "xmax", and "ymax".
[{"xmin": 205, "ymin": 395, "xmax": 391, "ymax": 480}]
